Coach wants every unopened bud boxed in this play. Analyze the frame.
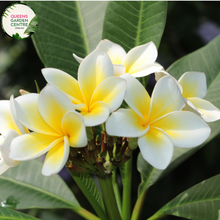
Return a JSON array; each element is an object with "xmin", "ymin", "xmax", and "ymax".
[
  {"xmin": 125, "ymin": 147, "xmax": 132, "ymax": 157},
  {"xmin": 19, "ymin": 89, "xmax": 29, "ymax": 95},
  {"xmin": 96, "ymin": 135, "xmax": 101, "ymax": 146}
]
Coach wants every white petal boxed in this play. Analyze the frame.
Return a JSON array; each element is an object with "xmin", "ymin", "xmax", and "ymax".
[
  {"xmin": 42, "ymin": 68, "xmax": 85, "ymax": 105},
  {"xmin": 0, "ymin": 135, "xmax": 4, "ymax": 144},
  {"xmin": 15, "ymin": 93, "xmax": 58, "ymax": 136},
  {"xmin": 130, "ymin": 63, "xmax": 163, "ymax": 78},
  {"xmin": 11, "ymin": 95, "xmax": 28, "ymax": 134},
  {"xmin": 106, "ymin": 109, "xmax": 149, "ymax": 137},
  {"xmin": 38, "ymin": 84, "xmax": 75, "ymax": 134},
  {"xmin": 78, "ymin": 48, "xmax": 114, "ymax": 106},
  {"xmin": 73, "ymin": 53, "xmax": 83, "ymax": 63},
  {"xmin": 138, "ymin": 127, "xmax": 174, "ymax": 170},
  {"xmin": 97, "ymin": 39, "xmax": 126, "ymax": 64},
  {"xmin": 61, "ymin": 111, "xmax": 87, "ymax": 147},
  {"xmin": 90, "ymin": 76, "xmax": 126, "ymax": 112},
  {"xmin": 155, "ymin": 69, "xmax": 168, "ymax": 81},
  {"xmin": 42, "ymin": 136, "xmax": 69, "ymax": 176},
  {"xmin": 120, "ymin": 73, "xmax": 150, "ymax": 123},
  {"xmin": 148, "ymin": 76, "xmax": 185, "ymax": 123},
  {"xmin": 155, "ymin": 70, "xmax": 183, "ymax": 94},
  {"xmin": 152, "ymin": 111, "xmax": 211, "ymax": 148},
  {"xmin": 113, "ymin": 64, "xmax": 126, "ymax": 77},
  {"xmin": 81, "ymin": 101, "xmax": 110, "ymax": 127},
  {"xmin": 178, "ymin": 72, "xmax": 207, "ymax": 98},
  {"xmin": 0, "ymin": 101, "xmax": 15, "ymax": 136},
  {"xmin": 123, "ymin": 41, "xmax": 158, "ymax": 73},
  {"xmin": 10, "ymin": 133, "xmax": 62, "ymax": 161},
  {"xmin": 1, "ymin": 129, "xmax": 20, "ymax": 167},
  {"xmin": 183, "ymin": 98, "xmax": 202, "ymax": 116},
  {"xmin": 189, "ymin": 97, "xmax": 220, "ymax": 122},
  {"xmin": 0, "ymin": 159, "xmax": 10, "ymax": 175}
]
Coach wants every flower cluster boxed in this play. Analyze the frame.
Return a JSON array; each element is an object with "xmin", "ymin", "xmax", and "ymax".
[{"xmin": 0, "ymin": 40, "xmax": 219, "ymax": 176}]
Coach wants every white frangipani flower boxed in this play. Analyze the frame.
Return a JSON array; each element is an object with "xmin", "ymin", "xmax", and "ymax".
[
  {"xmin": 155, "ymin": 71, "xmax": 220, "ymax": 122},
  {"xmin": 9, "ymin": 85, "xmax": 87, "ymax": 176},
  {"xmin": 42, "ymin": 48, "xmax": 126, "ymax": 127},
  {"xmin": 0, "ymin": 96, "xmax": 29, "ymax": 175},
  {"xmin": 106, "ymin": 74, "xmax": 211, "ymax": 169},
  {"xmin": 179, "ymin": 72, "xmax": 220, "ymax": 122},
  {"xmin": 73, "ymin": 39, "xmax": 163, "ymax": 77}
]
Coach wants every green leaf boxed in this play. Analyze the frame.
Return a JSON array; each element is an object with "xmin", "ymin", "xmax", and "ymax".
[
  {"xmin": 137, "ymin": 35, "xmax": 220, "ymax": 197},
  {"xmin": 68, "ymin": 171, "xmax": 107, "ymax": 220},
  {"xmin": 25, "ymin": 1, "xmax": 107, "ymax": 78},
  {"xmin": 0, "ymin": 159, "xmax": 80, "ymax": 209},
  {"xmin": 151, "ymin": 174, "xmax": 220, "ymax": 220},
  {"xmin": 0, "ymin": 208, "xmax": 40, "ymax": 220},
  {"xmin": 102, "ymin": 1, "xmax": 167, "ymax": 51}
]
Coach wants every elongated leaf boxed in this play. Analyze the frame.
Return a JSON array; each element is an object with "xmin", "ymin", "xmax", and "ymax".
[
  {"xmin": 152, "ymin": 174, "xmax": 220, "ymax": 220},
  {"xmin": 102, "ymin": 1, "xmax": 167, "ymax": 51},
  {"xmin": 69, "ymin": 171, "xmax": 106, "ymax": 220},
  {"xmin": 72, "ymin": 172, "xmax": 105, "ymax": 212},
  {"xmin": 0, "ymin": 159, "xmax": 80, "ymax": 209},
  {"xmin": 0, "ymin": 208, "xmax": 39, "ymax": 220},
  {"xmin": 137, "ymin": 35, "xmax": 220, "ymax": 197},
  {"xmin": 25, "ymin": 1, "xmax": 107, "ymax": 78}
]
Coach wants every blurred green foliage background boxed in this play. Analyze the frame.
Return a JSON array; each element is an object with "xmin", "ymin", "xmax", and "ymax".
[{"xmin": 1, "ymin": 1, "xmax": 220, "ymax": 220}]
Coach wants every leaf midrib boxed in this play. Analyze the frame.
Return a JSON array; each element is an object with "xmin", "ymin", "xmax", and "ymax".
[
  {"xmin": 0, "ymin": 176, "xmax": 78, "ymax": 208},
  {"xmin": 76, "ymin": 2, "xmax": 90, "ymax": 54},
  {"xmin": 135, "ymin": 1, "xmax": 143, "ymax": 46}
]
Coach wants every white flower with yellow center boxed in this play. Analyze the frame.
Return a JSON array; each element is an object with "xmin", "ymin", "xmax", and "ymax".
[
  {"xmin": 0, "ymin": 96, "xmax": 29, "ymax": 174},
  {"xmin": 155, "ymin": 71, "xmax": 220, "ymax": 122},
  {"xmin": 9, "ymin": 85, "xmax": 87, "ymax": 176},
  {"xmin": 73, "ymin": 39, "xmax": 163, "ymax": 77},
  {"xmin": 179, "ymin": 72, "xmax": 220, "ymax": 122},
  {"xmin": 106, "ymin": 74, "xmax": 211, "ymax": 169},
  {"xmin": 42, "ymin": 48, "xmax": 126, "ymax": 127}
]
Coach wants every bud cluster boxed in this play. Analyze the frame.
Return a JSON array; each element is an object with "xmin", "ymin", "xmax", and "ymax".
[{"xmin": 66, "ymin": 128, "xmax": 133, "ymax": 178}]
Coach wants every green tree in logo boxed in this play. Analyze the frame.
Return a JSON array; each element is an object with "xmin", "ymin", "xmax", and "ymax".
[{"xmin": 12, "ymin": 33, "xmax": 22, "ymax": 40}]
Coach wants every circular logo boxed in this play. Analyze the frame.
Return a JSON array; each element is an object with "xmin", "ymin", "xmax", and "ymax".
[{"xmin": 1, "ymin": 3, "xmax": 38, "ymax": 40}]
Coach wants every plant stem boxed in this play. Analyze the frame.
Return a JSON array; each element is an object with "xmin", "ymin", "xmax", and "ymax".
[
  {"xmin": 122, "ymin": 154, "xmax": 132, "ymax": 220},
  {"xmin": 112, "ymin": 170, "xmax": 122, "ymax": 216},
  {"xmin": 68, "ymin": 170, "xmax": 108, "ymax": 220},
  {"xmin": 131, "ymin": 189, "xmax": 167, "ymax": 220},
  {"xmin": 72, "ymin": 207, "xmax": 100, "ymax": 220},
  {"xmin": 131, "ymin": 190, "xmax": 147, "ymax": 220},
  {"xmin": 98, "ymin": 176, "xmax": 122, "ymax": 220},
  {"xmin": 147, "ymin": 212, "xmax": 168, "ymax": 220}
]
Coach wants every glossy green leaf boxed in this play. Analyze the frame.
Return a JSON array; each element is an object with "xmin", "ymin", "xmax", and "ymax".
[
  {"xmin": 137, "ymin": 35, "xmax": 220, "ymax": 197},
  {"xmin": 68, "ymin": 171, "xmax": 107, "ymax": 220},
  {"xmin": 102, "ymin": 1, "xmax": 167, "ymax": 51},
  {"xmin": 150, "ymin": 174, "xmax": 220, "ymax": 220},
  {"xmin": 0, "ymin": 159, "xmax": 80, "ymax": 209},
  {"xmin": 25, "ymin": 1, "xmax": 107, "ymax": 78},
  {"xmin": 0, "ymin": 208, "xmax": 39, "ymax": 220}
]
